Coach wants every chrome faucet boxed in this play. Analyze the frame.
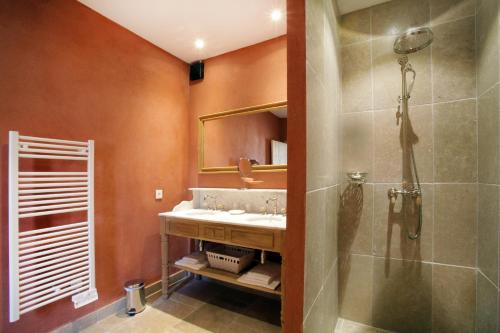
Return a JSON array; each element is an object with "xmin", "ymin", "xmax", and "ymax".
[
  {"xmin": 203, "ymin": 195, "xmax": 218, "ymax": 210},
  {"xmin": 265, "ymin": 197, "xmax": 278, "ymax": 215}
]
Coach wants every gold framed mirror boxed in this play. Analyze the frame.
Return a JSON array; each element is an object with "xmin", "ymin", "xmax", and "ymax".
[{"xmin": 199, "ymin": 101, "xmax": 288, "ymax": 173}]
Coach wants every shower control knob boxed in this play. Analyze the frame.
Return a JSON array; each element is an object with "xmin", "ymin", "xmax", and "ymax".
[{"xmin": 396, "ymin": 109, "xmax": 402, "ymax": 125}]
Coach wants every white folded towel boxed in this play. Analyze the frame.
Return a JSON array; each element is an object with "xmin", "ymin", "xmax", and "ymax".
[
  {"xmin": 243, "ymin": 263, "xmax": 281, "ymax": 284},
  {"xmin": 237, "ymin": 263, "xmax": 281, "ymax": 290},
  {"xmin": 175, "ymin": 258, "xmax": 208, "ymax": 271},
  {"xmin": 237, "ymin": 275, "xmax": 281, "ymax": 290},
  {"xmin": 181, "ymin": 252, "xmax": 207, "ymax": 264}
]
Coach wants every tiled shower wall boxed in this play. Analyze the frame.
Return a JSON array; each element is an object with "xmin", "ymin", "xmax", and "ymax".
[
  {"xmin": 476, "ymin": 0, "xmax": 500, "ymax": 331},
  {"xmin": 303, "ymin": 0, "xmax": 342, "ymax": 331},
  {"xmin": 338, "ymin": 0, "xmax": 489, "ymax": 332}
]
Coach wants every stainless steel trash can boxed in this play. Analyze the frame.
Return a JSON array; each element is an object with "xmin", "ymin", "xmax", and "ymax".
[{"xmin": 124, "ymin": 279, "xmax": 146, "ymax": 315}]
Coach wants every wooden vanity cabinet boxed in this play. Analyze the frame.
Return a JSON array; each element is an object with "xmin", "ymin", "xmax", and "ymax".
[
  {"xmin": 199, "ymin": 224, "xmax": 225, "ymax": 241},
  {"xmin": 160, "ymin": 215, "xmax": 286, "ymax": 326},
  {"xmin": 163, "ymin": 217, "xmax": 284, "ymax": 252},
  {"xmin": 166, "ymin": 220, "xmax": 199, "ymax": 238}
]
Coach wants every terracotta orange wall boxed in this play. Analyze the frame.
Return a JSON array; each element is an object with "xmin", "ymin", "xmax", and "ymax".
[
  {"xmin": 204, "ymin": 112, "xmax": 285, "ymax": 167},
  {"xmin": 188, "ymin": 36, "xmax": 288, "ymax": 189},
  {"xmin": 0, "ymin": 1, "xmax": 191, "ymax": 332},
  {"xmin": 285, "ymin": 0, "xmax": 306, "ymax": 332}
]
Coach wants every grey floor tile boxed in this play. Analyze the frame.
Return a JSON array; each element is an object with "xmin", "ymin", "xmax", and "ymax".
[{"xmin": 81, "ymin": 280, "xmax": 281, "ymax": 333}]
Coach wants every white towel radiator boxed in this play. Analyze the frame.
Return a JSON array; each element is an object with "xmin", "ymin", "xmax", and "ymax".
[{"xmin": 8, "ymin": 131, "xmax": 98, "ymax": 322}]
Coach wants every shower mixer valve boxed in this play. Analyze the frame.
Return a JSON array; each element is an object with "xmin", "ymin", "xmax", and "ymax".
[
  {"xmin": 396, "ymin": 104, "xmax": 402, "ymax": 125},
  {"xmin": 387, "ymin": 187, "xmax": 421, "ymax": 203}
]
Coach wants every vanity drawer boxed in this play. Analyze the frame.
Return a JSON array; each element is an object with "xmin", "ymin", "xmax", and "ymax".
[
  {"xmin": 167, "ymin": 220, "xmax": 199, "ymax": 237},
  {"xmin": 228, "ymin": 227, "xmax": 278, "ymax": 251},
  {"xmin": 200, "ymin": 225, "xmax": 225, "ymax": 241}
]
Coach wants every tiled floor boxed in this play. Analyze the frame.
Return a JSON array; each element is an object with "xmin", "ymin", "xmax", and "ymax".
[
  {"xmin": 335, "ymin": 318, "xmax": 394, "ymax": 333},
  {"xmin": 81, "ymin": 279, "xmax": 393, "ymax": 333},
  {"xmin": 82, "ymin": 279, "xmax": 282, "ymax": 333}
]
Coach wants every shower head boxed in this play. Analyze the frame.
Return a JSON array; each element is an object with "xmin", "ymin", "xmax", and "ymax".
[{"xmin": 393, "ymin": 27, "xmax": 433, "ymax": 54}]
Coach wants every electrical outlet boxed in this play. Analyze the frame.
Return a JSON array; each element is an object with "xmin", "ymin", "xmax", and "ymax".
[{"xmin": 155, "ymin": 189, "xmax": 163, "ymax": 200}]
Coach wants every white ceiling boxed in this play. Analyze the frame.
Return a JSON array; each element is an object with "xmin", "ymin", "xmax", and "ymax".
[
  {"xmin": 336, "ymin": 0, "xmax": 392, "ymax": 14},
  {"xmin": 78, "ymin": 0, "xmax": 286, "ymax": 63}
]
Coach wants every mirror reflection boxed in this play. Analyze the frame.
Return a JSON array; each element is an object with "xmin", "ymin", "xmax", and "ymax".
[{"xmin": 200, "ymin": 102, "xmax": 287, "ymax": 172}]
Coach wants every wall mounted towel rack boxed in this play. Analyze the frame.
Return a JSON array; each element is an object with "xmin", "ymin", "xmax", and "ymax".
[{"xmin": 8, "ymin": 131, "xmax": 98, "ymax": 322}]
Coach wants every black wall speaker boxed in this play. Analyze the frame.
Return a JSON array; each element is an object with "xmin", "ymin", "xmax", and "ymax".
[{"xmin": 190, "ymin": 61, "xmax": 204, "ymax": 81}]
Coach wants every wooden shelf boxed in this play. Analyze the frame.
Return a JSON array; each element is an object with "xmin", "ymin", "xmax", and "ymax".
[{"xmin": 174, "ymin": 264, "xmax": 282, "ymax": 296}]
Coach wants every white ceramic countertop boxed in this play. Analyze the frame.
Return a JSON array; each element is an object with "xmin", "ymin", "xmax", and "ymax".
[
  {"xmin": 189, "ymin": 187, "xmax": 286, "ymax": 193},
  {"xmin": 159, "ymin": 209, "xmax": 286, "ymax": 230}
]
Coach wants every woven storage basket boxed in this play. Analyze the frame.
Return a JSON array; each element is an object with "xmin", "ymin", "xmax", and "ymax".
[{"xmin": 206, "ymin": 246, "xmax": 254, "ymax": 274}]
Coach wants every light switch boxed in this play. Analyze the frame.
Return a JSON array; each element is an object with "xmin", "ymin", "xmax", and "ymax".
[{"xmin": 155, "ymin": 189, "xmax": 163, "ymax": 200}]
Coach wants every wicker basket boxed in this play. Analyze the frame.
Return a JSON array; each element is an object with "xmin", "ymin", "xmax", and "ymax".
[{"xmin": 206, "ymin": 246, "xmax": 255, "ymax": 274}]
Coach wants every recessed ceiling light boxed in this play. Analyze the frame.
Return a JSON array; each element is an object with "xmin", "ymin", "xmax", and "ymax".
[
  {"xmin": 271, "ymin": 9, "xmax": 283, "ymax": 21},
  {"xmin": 194, "ymin": 39, "xmax": 205, "ymax": 49}
]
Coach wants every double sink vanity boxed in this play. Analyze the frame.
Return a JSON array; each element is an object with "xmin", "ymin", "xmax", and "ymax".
[
  {"xmin": 158, "ymin": 188, "xmax": 287, "ymax": 322},
  {"xmin": 159, "ymin": 102, "xmax": 288, "ymax": 325}
]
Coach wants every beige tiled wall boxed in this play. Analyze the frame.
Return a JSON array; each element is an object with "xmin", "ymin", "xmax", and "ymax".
[
  {"xmin": 336, "ymin": 0, "xmax": 498, "ymax": 332},
  {"xmin": 303, "ymin": 0, "xmax": 342, "ymax": 332},
  {"xmin": 476, "ymin": 0, "xmax": 500, "ymax": 331}
]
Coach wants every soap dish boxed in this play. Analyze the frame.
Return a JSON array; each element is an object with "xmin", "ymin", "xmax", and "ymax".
[{"xmin": 229, "ymin": 209, "xmax": 245, "ymax": 215}]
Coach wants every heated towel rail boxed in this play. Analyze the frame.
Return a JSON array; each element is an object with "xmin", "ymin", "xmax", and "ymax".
[{"xmin": 9, "ymin": 131, "xmax": 98, "ymax": 322}]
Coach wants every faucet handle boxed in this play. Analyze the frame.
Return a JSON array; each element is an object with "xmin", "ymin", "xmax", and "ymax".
[
  {"xmin": 396, "ymin": 105, "xmax": 402, "ymax": 126},
  {"xmin": 265, "ymin": 196, "xmax": 279, "ymax": 215},
  {"xmin": 266, "ymin": 196, "xmax": 278, "ymax": 202}
]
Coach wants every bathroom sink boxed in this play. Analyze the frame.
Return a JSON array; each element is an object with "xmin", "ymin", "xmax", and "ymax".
[
  {"xmin": 244, "ymin": 215, "xmax": 285, "ymax": 223},
  {"xmin": 160, "ymin": 210, "xmax": 286, "ymax": 230},
  {"xmin": 183, "ymin": 209, "xmax": 217, "ymax": 216}
]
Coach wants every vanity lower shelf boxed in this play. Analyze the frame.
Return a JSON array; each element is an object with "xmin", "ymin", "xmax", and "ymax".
[
  {"xmin": 173, "ymin": 264, "xmax": 282, "ymax": 296},
  {"xmin": 160, "ymin": 214, "xmax": 285, "ymax": 325}
]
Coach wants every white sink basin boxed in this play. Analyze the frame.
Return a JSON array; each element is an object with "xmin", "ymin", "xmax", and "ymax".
[
  {"xmin": 244, "ymin": 215, "xmax": 285, "ymax": 223},
  {"xmin": 160, "ymin": 209, "xmax": 286, "ymax": 230},
  {"xmin": 183, "ymin": 209, "xmax": 218, "ymax": 216}
]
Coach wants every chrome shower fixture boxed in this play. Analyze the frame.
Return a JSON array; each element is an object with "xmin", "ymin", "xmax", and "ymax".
[
  {"xmin": 393, "ymin": 27, "xmax": 433, "ymax": 54},
  {"xmin": 388, "ymin": 27, "xmax": 433, "ymax": 240},
  {"xmin": 347, "ymin": 172, "xmax": 368, "ymax": 186}
]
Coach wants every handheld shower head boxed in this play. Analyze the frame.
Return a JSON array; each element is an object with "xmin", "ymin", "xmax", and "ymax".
[{"xmin": 393, "ymin": 27, "xmax": 433, "ymax": 54}]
